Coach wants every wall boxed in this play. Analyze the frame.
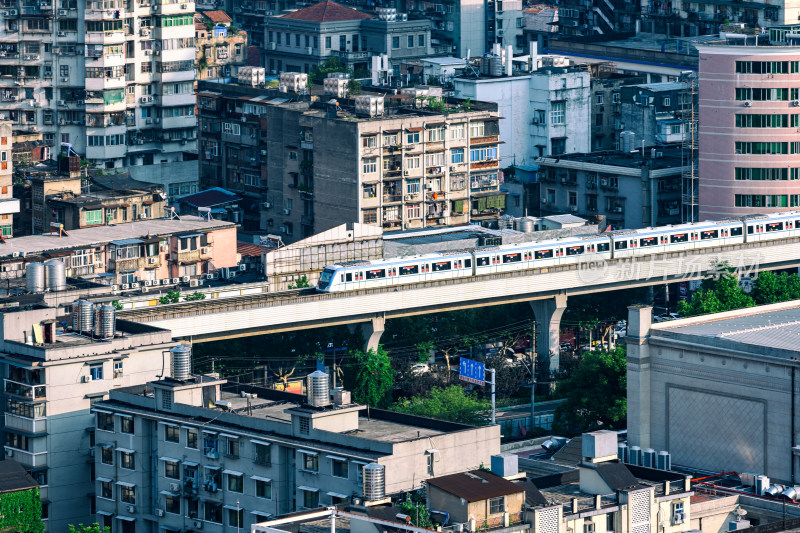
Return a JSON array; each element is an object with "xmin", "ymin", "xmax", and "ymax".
[{"xmin": 529, "ymin": 69, "xmax": 591, "ymax": 157}]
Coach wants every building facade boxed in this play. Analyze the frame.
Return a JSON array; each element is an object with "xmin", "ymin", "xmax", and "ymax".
[
  {"xmin": 0, "ymin": 306, "xmax": 176, "ymax": 532},
  {"xmin": 92, "ymin": 377, "xmax": 500, "ymax": 532},
  {"xmin": 589, "ymin": 72, "xmax": 645, "ymax": 152},
  {"xmin": 619, "ymin": 82, "xmax": 690, "ymax": 149},
  {"xmin": 197, "ymin": 81, "xmax": 504, "ymax": 241},
  {"xmin": 697, "ymin": 45, "xmax": 800, "ymax": 220},
  {"xmin": 0, "ymin": 0, "xmax": 197, "ymax": 187},
  {"xmin": 0, "ymin": 122, "xmax": 20, "ymax": 237},
  {"xmin": 535, "ymin": 147, "xmax": 684, "ymax": 229},
  {"xmin": 195, "ymin": 11, "xmax": 249, "ymax": 80}
]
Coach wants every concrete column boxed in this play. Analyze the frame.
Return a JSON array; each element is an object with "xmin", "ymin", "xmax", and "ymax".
[
  {"xmin": 360, "ymin": 315, "xmax": 385, "ymax": 353},
  {"xmin": 626, "ymin": 305, "xmax": 653, "ymax": 449},
  {"xmin": 530, "ymin": 293, "xmax": 567, "ymax": 375}
]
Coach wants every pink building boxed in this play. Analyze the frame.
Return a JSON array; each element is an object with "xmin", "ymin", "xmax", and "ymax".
[{"xmin": 697, "ymin": 45, "xmax": 800, "ymax": 220}]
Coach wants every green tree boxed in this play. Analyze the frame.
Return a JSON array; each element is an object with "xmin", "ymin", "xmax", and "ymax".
[
  {"xmin": 159, "ymin": 290, "xmax": 181, "ymax": 305},
  {"xmin": 111, "ymin": 300, "xmax": 123, "ymax": 311},
  {"xmin": 553, "ymin": 346, "xmax": 627, "ymax": 433},
  {"xmin": 288, "ymin": 275, "xmax": 311, "ymax": 289},
  {"xmin": 347, "ymin": 79, "xmax": 362, "ymax": 95},
  {"xmin": 184, "ymin": 291, "xmax": 206, "ymax": 302},
  {"xmin": 309, "ymin": 57, "xmax": 347, "ymax": 84},
  {"xmin": 0, "ymin": 487, "xmax": 44, "ymax": 533},
  {"xmin": 394, "ymin": 385, "xmax": 490, "ymax": 425},
  {"xmin": 678, "ymin": 263, "xmax": 754, "ymax": 317},
  {"xmin": 342, "ymin": 346, "xmax": 394, "ymax": 408},
  {"xmin": 69, "ymin": 525, "xmax": 110, "ymax": 533},
  {"xmin": 399, "ymin": 494, "xmax": 434, "ymax": 528},
  {"xmin": 752, "ymin": 271, "xmax": 800, "ymax": 305}
]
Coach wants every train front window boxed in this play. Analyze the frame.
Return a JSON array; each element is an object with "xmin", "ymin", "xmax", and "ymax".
[{"xmin": 318, "ymin": 270, "xmax": 334, "ymax": 288}]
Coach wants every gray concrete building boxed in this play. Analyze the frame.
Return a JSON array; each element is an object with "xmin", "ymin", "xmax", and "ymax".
[
  {"xmin": 619, "ymin": 82, "xmax": 691, "ymax": 149},
  {"xmin": 92, "ymin": 375, "xmax": 500, "ymax": 532},
  {"xmin": 627, "ymin": 301, "xmax": 800, "ymax": 484},
  {"xmin": 589, "ymin": 71, "xmax": 645, "ymax": 152},
  {"xmin": 0, "ymin": 306, "xmax": 176, "ymax": 532},
  {"xmin": 535, "ymin": 146, "xmax": 684, "ymax": 230}
]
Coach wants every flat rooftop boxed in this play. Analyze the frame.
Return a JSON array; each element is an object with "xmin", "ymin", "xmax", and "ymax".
[
  {"xmin": 0, "ymin": 217, "xmax": 236, "ymax": 260},
  {"xmin": 652, "ymin": 301, "xmax": 800, "ymax": 355},
  {"xmin": 537, "ymin": 146, "xmax": 685, "ymax": 171}
]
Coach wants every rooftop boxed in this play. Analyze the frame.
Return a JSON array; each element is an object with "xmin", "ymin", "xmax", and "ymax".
[
  {"xmin": 237, "ymin": 241, "xmax": 266, "ymax": 258},
  {"xmin": 0, "ymin": 460, "xmax": 38, "ymax": 493},
  {"xmin": 426, "ymin": 469, "xmax": 525, "ymax": 502},
  {"xmin": 282, "ymin": 1, "xmax": 373, "ymax": 22},
  {"xmin": 49, "ymin": 188, "xmax": 161, "ymax": 207},
  {"xmin": 0, "ymin": 217, "xmax": 236, "ymax": 260},
  {"xmin": 536, "ymin": 146, "xmax": 685, "ymax": 171},
  {"xmin": 176, "ymin": 187, "xmax": 241, "ymax": 208},
  {"xmin": 651, "ymin": 301, "xmax": 800, "ymax": 356},
  {"xmin": 627, "ymin": 81, "xmax": 689, "ymax": 92},
  {"xmin": 200, "ymin": 9, "xmax": 233, "ymax": 23}
]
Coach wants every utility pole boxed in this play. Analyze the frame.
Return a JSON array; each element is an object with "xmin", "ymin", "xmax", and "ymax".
[
  {"xmin": 531, "ymin": 320, "xmax": 536, "ymax": 433},
  {"xmin": 488, "ymin": 368, "xmax": 496, "ymax": 424}
]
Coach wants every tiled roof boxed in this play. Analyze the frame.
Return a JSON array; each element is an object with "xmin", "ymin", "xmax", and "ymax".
[
  {"xmin": 237, "ymin": 241, "xmax": 266, "ymax": 257},
  {"xmin": 201, "ymin": 10, "xmax": 233, "ymax": 23},
  {"xmin": 426, "ymin": 470, "xmax": 524, "ymax": 502},
  {"xmin": 0, "ymin": 460, "xmax": 39, "ymax": 494},
  {"xmin": 282, "ymin": 1, "xmax": 372, "ymax": 22}
]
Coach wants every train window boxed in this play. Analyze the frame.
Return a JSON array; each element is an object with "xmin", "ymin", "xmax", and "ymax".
[
  {"xmin": 366, "ymin": 269, "xmax": 386, "ymax": 280},
  {"xmin": 670, "ymin": 233, "xmax": 689, "ymax": 243},
  {"xmin": 747, "ymin": 226, "xmax": 754, "ymax": 234},
  {"xmin": 476, "ymin": 257, "xmax": 490, "ymax": 266},
  {"xmin": 502, "ymin": 253, "xmax": 521, "ymax": 263},
  {"xmin": 565, "ymin": 246, "xmax": 585, "ymax": 256},
  {"xmin": 596, "ymin": 242, "xmax": 610, "ymax": 252},
  {"xmin": 766, "ymin": 222, "xmax": 784, "ymax": 232},
  {"xmin": 534, "ymin": 249, "xmax": 553, "ymax": 259},
  {"xmin": 345, "ymin": 273, "xmax": 353, "ymax": 282},
  {"xmin": 700, "ymin": 230, "xmax": 719, "ymax": 240},
  {"xmin": 399, "ymin": 265, "xmax": 419, "ymax": 276},
  {"xmin": 731, "ymin": 226, "xmax": 743, "ymax": 236},
  {"xmin": 614, "ymin": 241, "xmax": 627, "ymax": 250},
  {"xmin": 639, "ymin": 237, "xmax": 658, "ymax": 247},
  {"xmin": 465, "ymin": 259, "xmax": 472, "ymax": 268},
  {"xmin": 432, "ymin": 261, "xmax": 452, "ymax": 272}
]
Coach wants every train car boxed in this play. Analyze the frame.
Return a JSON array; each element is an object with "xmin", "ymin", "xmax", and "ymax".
[{"xmin": 742, "ymin": 212, "xmax": 800, "ymax": 243}]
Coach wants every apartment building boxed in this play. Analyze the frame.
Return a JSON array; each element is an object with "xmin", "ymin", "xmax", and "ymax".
[
  {"xmin": 0, "ymin": 122, "xmax": 20, "ymax": 238},
  {"xmin": 555, "ymin": 0, "xmax": 639, "ymax": 36},
  {"xmin": 589, "ymin": 71, "xmax": 645, "ymax": 152},
  {"xmin": 696, "ymin": 44, "xmax": 800, "ymax": 220},
  {"xmin": 0, "ymin": 306, "xmax": 177, "ymax": 532},
  {"xmin": 453, "ymin": 52, "xmax": 591, "ymax": 166},
  {"xmin": 195, "ymin": 10, "xmax": 248, "ymax": 80},
  {"xmin": 536, "ymin": 146, "xmax": 684, "ymax": 229},
  {"xmin": 91, "ymin": 375, "xmax": 500, "ymax": 532},
  {"xmin": 619, "ymin": 82, "xmax": 691, "ymax": 148},
  {"xmin": 197, "ymin": 80, "xmax": 503, "ymax": 241},
  {"xmin": 0, "ymin": 217, "xmax": 237, "ymax": 283},
  {"xmin": 0, "ymin": 0, "xmax": 197, "ymax": 188}
]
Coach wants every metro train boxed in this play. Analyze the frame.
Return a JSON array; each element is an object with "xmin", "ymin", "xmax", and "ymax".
[{"xmin": 316, "ymin": 212, "xmax": 800, "ymax": 293}]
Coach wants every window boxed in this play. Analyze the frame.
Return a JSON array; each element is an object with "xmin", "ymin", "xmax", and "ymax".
[
  {"xmin": 470, "ymin": 147, "xmax": 498, "ymax": 162},
  {"xmin": 120, "ymin": 416, "xmax": 133, "ymax": 434},
  {"xmin": 551, "ymin": 101, "xmax": 565, "ymax": 124},
  {"xmin": 120, "ymin": 451, "xmax": 135, "ymax": 470},
  {"xmin": 254, "ymin": 442, "xmax": 271, "ymax": 465},
  {"xmin": 469, "ymin": 122, "xmax": 485, "ymax": 137},
  {"xmin": 299, "ymin": 417, "xmax": 309, "ymax": 434},
  {"xmin": 203, "ymin": 433, "xmax": 219, "ymax": 458},
  {"xmin": 363, "ymin": 184, "xmax": 377, "ymax": 198},
  {"xmin": 302, "ymin": 489, "xmax": 319, "ymax": 509},
  {"xmin": 205, "ymin": 502, "xmax": 222, "ymax": 523},
  {"xmin": 332, "ymin": 458, "xmax": 348, "ymax": 478},
  {"xmin": 451, "ymin": 148, "xmax": 464, "ymax": 164},
  {"xmin": 427, "ymin": 453, "xmax": 434, "ymax": 475},
  {"xmin": 120, "ymin": 484, "xmax": 136, "ymax": 504},
  {"xmin": 113, "ymin": 360, "xmax": 123, "ymax": 378},
  {"xmin": 97, "ymin": 412, "xmax": 114, "ymax": 432},
  {"xmin": 165, "ymin": 424, "xmax": 179, "ymax": 442},
  {"xmin": 418, "ymin": 34, "xmax": 425, "ymax": 46},
  {"xmin": 426, "ymin": 152, "xmax": 445, "ymax": 167},
  {"xmin": 408, "ymin": 35, "xmax": 414, "ymax": 47},
  {"xmin": 165, "ymin": 494, "xmax": 181, "ymax": 515},
  {"xmin": 607, "ymin": 513, "xmax": 615, "ymax": 532},
  {"xmin": 406, "ymin": 179, "xmax": 421, "ymax": 194},
  {"xmin": 406, "ymin": 203, "xmax": 421, "ymax": 219},
  {"xmin": 85, "ymin": 210, "xmax": 104, "ymax": 226},
  {"xmin": 223, "ymin": 122, "xmax": 241, "ymax": 135},
  {"xmin": 255, "ymin": 478, "xmax": 272, "ymax": 499},
  {"xmin": 426, "ymin": 126, "xmax": 445, "ymax": 142},
  {"xmin": 187, "ymin": 427, "xmax": 198, "ymax": 449},
  {"xmin": 552, "ymin": 138, "xmax": 566, "ymax": 155},
  {"xmin": 161, "ymin": 389, "xmax": 173, "ymax": 409},
  {"xmin": 392, "ymin": 36, "xmax": 400, "ymax": 48},
  {"xmin": 406, "ymin": 156, "xmax": 421, "ymax": 169},
  {"xmin": 227, "ymin": 473, "xmax": 244, "ymax": 493},
  {"xmin": 99, "ymin": 479, "xmax": 113, "ymax": 500},
  {"xmin": 450, "ymin": 124, "xmax": 465, "ymax": 139},
  {"xmin": 362, "ymin": 135, "xmax": 377, "ymax": 148},
  {"xmin": 363, "ymin": 209, "xmax": 378, "ymax": 224},
  {"xmin": 229, "ymin": 508, "xmax": 244, "ymax": 528},
  {"xmin": 584, "ymin": 522, "xmax": 595, "ymax": 533},
  {"xmin": 362, "ymin": 157, "xmax": 377, "ymax": 174},
  {"xmin": 406, "ymin": 131, "xmax": 420, "ymax": 144},
  {"xmin": 225, "ymin": 436, "xmax": 240, "ymax": 458},
  {"xmin": 325, "ymin": 36, "xmax": 331, "ymax": 48},
  {"xmin": 662, "ymin": 97, "xmax": 671, "ymax": 107},
  {"xmin": 301, "ymin": 452, "xmax": 318, "ymax": 472},
  {"xmin": 595, "ymin": 93, "xmax": 603, "ymax": 104},
  {"xmin": 568, "ymin": 191, "xmax": 577, "ymax": 206},
  {"xmin": 165, "ymin": 460, "xmax": 180, "ymax": 479},
  {"xmin": 489, "ymin": 496, "xmax": 505, "ymax": 514}
]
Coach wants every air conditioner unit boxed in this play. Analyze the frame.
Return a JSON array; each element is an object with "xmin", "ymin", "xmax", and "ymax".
[
  {"xmin": 793, "ymin": 101, "xmax": 800, "ymax": 107},
  {"xmin": 282, "ymin": 208, "xmax": 290, "ymax": 215},
  {"xmin": 57, "ymin": 30, "xmax": 66, "ymax": 36},
  {"xmin": 89, "ymin": 448, "xmax": 95, "ymax": 457},
  {"xmin": 153, "ymin": 118, "xmax": 160, "ymax": 123},
  {"xmin": 140, "ymin": 28, "xmax": 150, "ymax": 36},
  {"xmin": 403, "ymin": 170, "xmax": 409, "ymax": 176},
  {"xmin": 673, "ymin": 513, "xmax": 684, "ymax": 525},
  {"xmin": 140, "ymin": 96, "xmax": 149, "ymax": 103},
  {"xmin": 148, "ymin": 257, "xmax": 157, "ymax": 264},
  {"xmin": 180, "ymin": 276, "xmax": 189, "ymax": 283},
  {"xmin": 138, "ymin": 213, "xmax": 148, "ymax": 219},
  {"xmin": 189, "ymin": 279, "xmax": 199, "ymax": 287},
  {"xmin": 205, "ymin": 274, "xmax": 215, "ymax": 280},
  {"xmin": 306, "ymin": 46, "xmax": 313, "ymax": 54},
  {"xmin": 169, "ymin": 483, "xmax": 180, "ymax": 492},
  {"xmin": 127, "ymin": 505, "xmax": 136, "ymax": 514},
  {"xmin": 58, "ymin": 9, "xmax": 67, "ymax": 15},
  {"xmin": 145, "ymin": 118, "xmax": 152, "ymax": 124},
  {"xmin": 269, "ymin": 42, "xmax": 276, "ymax": 50},
  {"xmin": 131, "ymin": 282, "xmax": 140, "ymax": 288},
  {"xmin": 144, "ymin": 49, "xmax": 151, "ymax": 55},
  {"xmin": 121, "ymin": 283, "xmax": 130, "ymax": 289},
  {"xmin": 154, "ymin": 50, "xmax": 160, "ymax": 56},
  {"xmin": 155, "ymin": 509, "xmax": 164, "ymax": 517},
  {"xmin": 112, "ymin": 285, "xmax": 120, "ymax": 291},
  {"xmin": 143, "ymin": 280, "xmax": 153, "ymax": 286},
  {"xmin": 61, "ymin": 76, "xmax": 69, "ymax": 81},
  {"xmin": 162, "ymin": 279, "xmax": 171, "ymax": 285},
  {"xmin": 194, "ymin": 521, "xmax": 203, "ymax": 530},
  {"xmin": 280, "ymin": 226, "xmax": 287, "ymax": 234},
  {"xmin": 171, "ymin": 277, "xmax": 180, "ymax": 284},
  {"xmin": 743, "ymin": 101, "xmax": 751, "ymax": 107},
  {"xmin": 201, "ymin": 246, "xmax": 211, "ymax": 254},
  {"xmin": 262, "ymin": 202, "xmax": 271, "ymax": 209},
  {"xmin": 151, "ymin": 3, "xmax": 158, "ymax": 8},
  {"xmin": 239, "ymin": 264, "xmax": 247, "ymax": 271},
  {"xmin": 180, "ymin": 2, "xmax": 186, "ymax": 6},
  {"xmin": 6, "ymin": 9, "xmax": 17, "ymax": 15},
  {"xmin": 81, "ymin": 375, "xmax": 92, "ymax": 383}
]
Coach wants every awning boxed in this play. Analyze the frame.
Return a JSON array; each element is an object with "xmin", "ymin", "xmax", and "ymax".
[
  {"xmin": 118, "ymin": 414, "xmax": 132, "ymax": 419},
  {"xmin": 223, "ymin": 469, "xmax": 243, "ymax": 476},
  {"xmin": 406, "ymin": 127, "xmax": 424, "ymax": 132},
  {"xmin": 181, "ymin": 233, "xmax": 203, "ymax": 239},
  {"xmin": 93, "ymin": 408, "xmax": 113, "ymax": 414},
  {"xmin": 426, "ymin": 122, "xmax": 445, "ymax": 127},
  {"xmin": 116, "ymin": 516, "xmax": 136, "ymax": 522},
  {"xmin": 110, "ymin": 239, "xmax": 143, "ymax": 246},
  {"xmin": 223, "ymin": 505, "xmax": 242, "ymax": 511},
  {"xmin": 116, "ymin": 481, "xmax": 135, "ymax": 487},
  {"xmin": 426, "ymin": 449, "xmax": 439, "ymax": 454},
  {"xmin": 251, "ymin": 475, "xmax": 271, "ymax": 482},
  {"xmin": 326, "ymin": 455, "xmax": 346, "ymax": 461},
  {"xmin": 98, "ymin": 444, "xmax": 113, "ymax": 449},
  {"xmin": 297, "ymin": 486, "xmax": 319, "ymax": 492},
  {"xmin": 219, "ymin": 433, "xmax": 238, "ymax": 439},
  {"xmin": 297, "ymin": 449, "xmax": 317, "ymax": 456},
  {"xmin": 160, "ymin": 457, "xmax": 180, "ymax": 463},
  {"xmin": 97, "ymin": 511, "xmax": 113, "ymax": 517},
  {"xmin": 115, "ymin": 447, "xmax": 135, "ymax": 453},
  {"xmin": 204, "ymin": 465, "xmax": 221, "ymax": 470},
  {"xmin": 96, "ymin": 477, "xmax": 113, "ymax": 483},
  {"xmin": 159, "ymin": 421, "xmax": 179, "ymax": 427},
  {"xmin": 250, "ymin": 439, "xmax": 271, "ymax": 446},
  {"xmin": 202, "ymin": 429, "xmax": 217, "ymax": 435},
  {"xmin": 327, "ymin": 492, "xmax": 349, "ymax": 499},
  {"xmin": 160, "ymin": 490, "xmax": 179, "ymax": 497},
  {"xmin": 182, "ymin": 461, "xmax": 199, "ymax": 467}
]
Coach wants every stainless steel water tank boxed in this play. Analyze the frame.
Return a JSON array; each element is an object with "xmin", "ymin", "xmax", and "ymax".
[
  {"xmin": 363, "ymin": 463, "xmax": 385, "ymax": 501},
  {"xmin": 94, "ymin": 304, "xmax": 116, "ymax": 338},
  {"xmin": 73, "ymin": 300, "xmax": 94, "ymax": 333},
  {"xmin": 307, "ymin": 370, "xmax": 330, "ymax": 407},
  {"xmin": 26, "ymin": 263, "xmax": 45, "ymax": 293},
  {"xmin": 517, "ymin": 217, "xmax": 535, "ymax": 233},
  {"xmin": 170, "ymin": 344, "xmax": 192, "ymax": 380},
  {"xmin": 45, "ymin": 259, "xmax": 66, "ymax": 291}
]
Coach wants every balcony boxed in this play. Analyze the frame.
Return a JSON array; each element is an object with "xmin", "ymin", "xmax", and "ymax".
[
  {"xmin": 4, "ymin": 448, "xmax": 47, "ymax": 468},
  {"xmin": 111, "ymin": 257, "xmax": 142, "ymax": 272},
  {"xmin": 383, "ymin": 194, "xmax": 402, "ymax": 203},
  {"xmin": 176, "ymin": 250, "xmax": 201, "ymax": 264},
  {"xmin": 328, "ymin": 50, "xmax": 371, "ymax": 61},
  {"xmin": 300, "ymin": 140, "xmax": 313, "ymax": 150},
  {"xmin": 5, "ymin": 414, "xmax": 46, "ymax": 434},
  {"xmin": 4, "ymin": 379, "xmax": 46, "ymax": 400}
]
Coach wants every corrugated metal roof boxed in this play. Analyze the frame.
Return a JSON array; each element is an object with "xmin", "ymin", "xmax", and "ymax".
[{"xmin": 426, "ymin": 469, "xmax": 524, "ymax": 502}]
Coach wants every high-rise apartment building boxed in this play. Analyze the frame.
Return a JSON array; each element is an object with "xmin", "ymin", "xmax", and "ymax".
[
  {"xmin": 0, "ymin": 122, "xmax": 20, "ymax": 237},
  {"xmin": 0, "ymin": 0, "xmax": 198, "ymax": 190},
  {"xmin": 697, "ymin": 43, "xmax": 800, "ymax": 220}
]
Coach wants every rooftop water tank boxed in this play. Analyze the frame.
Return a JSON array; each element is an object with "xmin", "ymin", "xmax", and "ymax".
[
  {"xmin": 307, "ymin": 370, "xmax": 330, "ymax": 407},
  {"xmin": 26, "ymin": 263, "xmax": 45, "ymax": 293},
  {"xmin": 170, "ymin": 344, "xmax": 192, "ymax": 380},
  {"xmin": 517, "ymin": 217, "xmax": 536, "ymax": 233},
  {"xmin": 45, "ymin": 259, "xmax": 66, "ymax": 291},
  {"xmin": 94, "ymin": 304, "xmax": 116, "ymax": 339},
  {"xmin": 363, "ymin": 463, "xmax": 385, "ymax": 501},
  {"xmin": 73, "ymin": 300, "xmax": 94, "ymax": 333}
]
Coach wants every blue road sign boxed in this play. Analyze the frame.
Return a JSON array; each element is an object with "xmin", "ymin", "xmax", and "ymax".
[{"xmin": 459, "ymin": 357, "xmax": 485, "ymax": 385}]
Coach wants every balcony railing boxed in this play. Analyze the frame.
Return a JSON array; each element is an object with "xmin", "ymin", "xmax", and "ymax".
[
  {"xmin": 3, "ymin": 448, "xmax": 47, "ymax": 468},
  {"xmin": 383, "ymin": 194, "xmax": 402, "ymax": 203},
  {"xmin": 4, "ymin": 379, "xmax": 46, "ymax": 400},
  {"xmin": 4, "ymin": 413, "xmax": 46, "ymax": 434},
  {"xmin": 176, "ymin": 250, "xmax": 201, "ymax": 264},
  {"xmin": 328, "ymin": 50, "xmax": 371, "ymax": 60}
]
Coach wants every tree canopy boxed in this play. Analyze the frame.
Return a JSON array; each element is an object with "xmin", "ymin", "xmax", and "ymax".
[
  {"xmin": 678, "ymin": 266, "xmax": 755, "ymax": 317},
  {"xmin": 341, "ymin": 346, "xmax": 394, "ymax": 408},
  {"xmin": 752, "ymin": 270, "xmax": 800, "ymax": 305},
  {"xmin": 553, "ymin": 346, "xmax": 627, "ymax": 433},
  {"xmin": 394, "ymin": 385, "xmax": 490, "ymax": 425}
]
